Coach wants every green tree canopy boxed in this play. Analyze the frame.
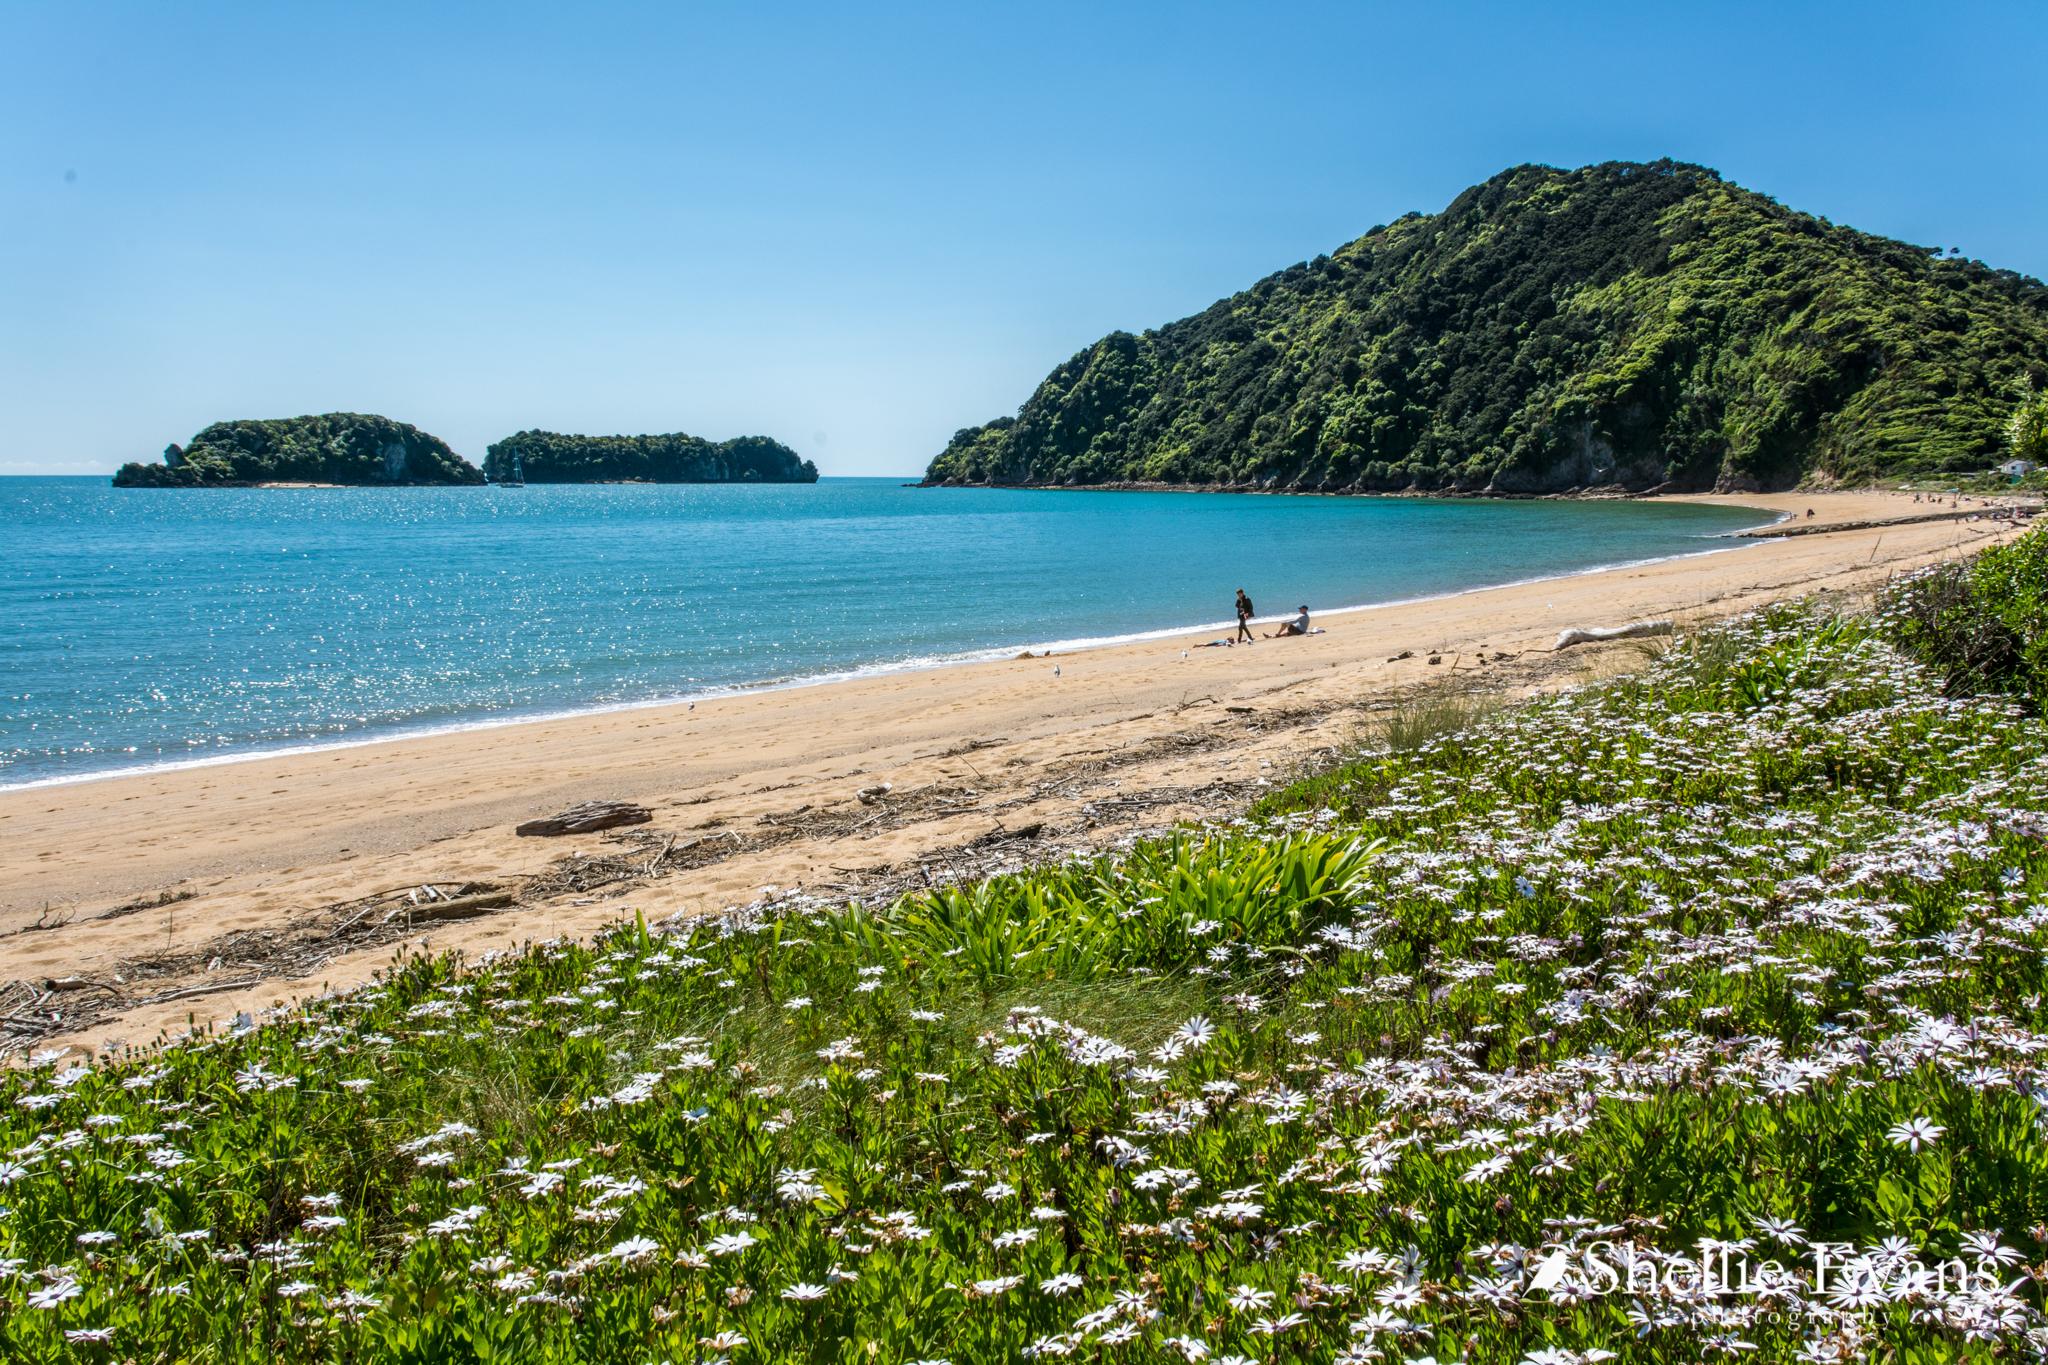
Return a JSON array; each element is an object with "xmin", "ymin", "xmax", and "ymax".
[
  {"xmin": 113, "ymin": 414, "xmax": 481, "ymax": 487},
  {"xmin": 481, "ymin": 431, "xmax": 816, "ymax": 484},
  {"xmin": 2010, "ymin": 379, "xmax": 2048, "ymax": 464},
  {"xmin": 925, "ymin": 160, "xmax": 2048, "ymax": 493}
]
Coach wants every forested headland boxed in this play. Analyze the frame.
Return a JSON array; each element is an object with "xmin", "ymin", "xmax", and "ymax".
[{"xmin": 925, "ymin": 160, "xmax": 2048, "ymax": 494}]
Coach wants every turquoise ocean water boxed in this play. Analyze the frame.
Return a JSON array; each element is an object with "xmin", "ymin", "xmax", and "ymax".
[{"xmin": 0, "ymin": 477, "xmax": 1769, "ymax": 788}]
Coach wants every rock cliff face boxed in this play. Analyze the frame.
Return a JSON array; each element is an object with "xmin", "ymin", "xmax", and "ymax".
[
  {"xmin": 113, "ymin": 414, "xmax": 482, "ymax": 487},
  {"xmin": 924, "ymin": 160, "xmax": 2048, "ymax": 494},
  {"xmin": 482, "ymin": 431, "xmax": 817, "ymax": 483}
]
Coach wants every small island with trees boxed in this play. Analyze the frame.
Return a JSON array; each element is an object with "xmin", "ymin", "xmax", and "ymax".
[
  {"xmin": 481, "ymin": 431, "xmax": 817, "ymax": 484},
  {"xmin": 111, "ymin": 417, "xmax": 818, "ymax": 487},
  {"xmin": 112, "ymin": 414, "xmax": 484, "ymax": 488}
]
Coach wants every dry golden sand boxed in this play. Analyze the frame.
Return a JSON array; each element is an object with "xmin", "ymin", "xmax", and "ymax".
[{"xmin": 0, "ymin": 490, "xmax": 2024, "ymax": 1057}]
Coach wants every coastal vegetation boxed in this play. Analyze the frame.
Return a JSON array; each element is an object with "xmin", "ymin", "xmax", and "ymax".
[
  {"xmin": 108, "ymin": 420, "xmax": 818, "ymax": 488},
  {"xmin": 2010, "ymin": 379, "xmax": 2048, "ymax": 468},
  {"xmin": 7, "ymin": 529, "xmax": 2048, "ymax": 1361},
  {"xmin": 111, "ymin": 415, "xmax": 482, "ymax": 488},
  {"xmin": 925, "ymin": 160, "xmax": 2048, "ymax": 494},
  {"xmin": 482, "ymin": 431, "xmax": 817, "ymax": 484},
  {"xmin": 1880, "ymin": 527, "xmax": 2048, "ymax": 707}
]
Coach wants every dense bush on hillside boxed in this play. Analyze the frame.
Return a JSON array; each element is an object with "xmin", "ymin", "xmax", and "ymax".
[
  {"xmin": 483, "ymin": 431, "xmax": 817, "ymax": 483},
  {"xmin": 6, "ymin": 603, "xmax": 2047, "ymax": 1361},
  {"xmin": 1881, "ymin": 523, "xmax": 2048, "ymax": 705},
  {"xmin": 112, "ymin": 414, "xmax": 482, "ymax": 487},
  {"xmin": 2010, "ymin": 379, "xmax": 2048, "ymax": 466},
  {"xmin": 926, "ymin": 160, "xmax": 2048, "ymax": 493}
]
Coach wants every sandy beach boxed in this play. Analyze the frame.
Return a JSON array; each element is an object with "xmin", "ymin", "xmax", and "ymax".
[{"xmin": 0, "ymin": 489, "xmax": 2025, "ymax": 1058}]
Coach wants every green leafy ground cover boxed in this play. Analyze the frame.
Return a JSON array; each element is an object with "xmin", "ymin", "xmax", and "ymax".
[
  {"xmin": 1881, "ymin": 529, "xmax": 2048, "ymax": 709},
  {"xmin": 7, "ymin": 599, "xmax": 2048, "ymax": 1362}
]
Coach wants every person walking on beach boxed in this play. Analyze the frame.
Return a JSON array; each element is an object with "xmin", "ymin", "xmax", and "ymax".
[{"xmin": 1234, "ymin": 589, "xmax": 1256, "ymax": 643}]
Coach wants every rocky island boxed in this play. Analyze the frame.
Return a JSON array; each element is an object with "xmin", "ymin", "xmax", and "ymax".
[
  {"xmin": 482, "ymin": 431, "xmax": 817, "ymax": 483},
  {"xmin": 112, "ymin": 413, "xmax": 483, "ymax": 487},
  {"xmin": 924, "ymin": 160, "xmax": 2048, "ymax": 494}
]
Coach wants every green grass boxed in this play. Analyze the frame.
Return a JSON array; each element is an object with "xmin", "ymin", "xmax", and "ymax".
[{"xmin": 6, "ymin": 602, "xmax": 2048, "ymax": 1362}]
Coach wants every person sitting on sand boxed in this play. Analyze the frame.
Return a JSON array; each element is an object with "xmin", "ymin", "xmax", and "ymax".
[
  {"xmin": 1266, "ymin": 604, "xmax": 1311, "ymax": 638},
  {"xmin": 1234, "ymin": 588, "xmax": 1255, "ymax": 643}
]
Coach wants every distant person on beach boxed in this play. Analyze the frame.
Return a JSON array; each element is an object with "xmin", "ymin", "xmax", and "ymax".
[
  {"xmin": 1234, "ymin": 589, "xmax": 1255, "ymax": 643},
  {"xmin": 1266, "ymin": 604, "xmax": 1311, "ymax": 638}
]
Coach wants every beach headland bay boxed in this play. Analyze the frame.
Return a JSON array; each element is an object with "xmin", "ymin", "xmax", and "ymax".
[{"xmin": 0, "ymin": 487, "xmax": 2019, "ymax": 1055}]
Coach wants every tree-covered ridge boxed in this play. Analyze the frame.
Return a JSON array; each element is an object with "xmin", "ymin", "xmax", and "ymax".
[
  {"xmin": 925, "ymin": 160, "xmax": 2048, "ymax": 493},
  {"xmin": 483, "ymin": 431, "xmax": 818, "ymax": 483},
  {"xmin": 112, "ymin": 414, "xmax": 483, "ymax": 487}
]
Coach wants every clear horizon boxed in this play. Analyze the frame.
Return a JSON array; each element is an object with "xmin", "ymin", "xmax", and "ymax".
[{"xmin": 5, "ymin": 0, "xmax": 2045, "ymax": 478}]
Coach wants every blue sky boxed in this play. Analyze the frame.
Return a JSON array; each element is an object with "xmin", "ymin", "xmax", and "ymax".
[{"xmin": 4, "ymin": 0, "xmax": 2044, "ymax": 477}]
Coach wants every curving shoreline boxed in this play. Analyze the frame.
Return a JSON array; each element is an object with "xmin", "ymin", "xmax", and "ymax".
[
  {"xmin": 0, "ymin": 504, "xmax": 1775, "ymax": 798},
  {"xmin": 0, "ymin": 489, "xmax": 2023, "ymax": 1059}
]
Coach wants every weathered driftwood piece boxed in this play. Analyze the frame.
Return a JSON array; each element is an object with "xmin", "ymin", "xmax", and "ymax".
[
  {"xmin": 515, "ymin": 801, "xmax": 653, "ymax": 837},
  {"xmin": 145, "ymin": 977, "xmax": 261, "ymax": 1005},
  {"xmin": 1552, "ymin": 619, "xmax": 1675, "ymax": 651},
  {"xmin": 382, "ymin": 890, "xmax": 516, "ymax": 924},
  {"xmin": 43, "ymin": 976, "xmax": 119, "ymax": 995}
]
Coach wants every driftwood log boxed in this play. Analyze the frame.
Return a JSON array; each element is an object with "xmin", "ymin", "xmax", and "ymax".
[
  {"xmin": 383, "ymin": 890, "xmax": 516, "ymax": 923},
  {"xmin": 515, "ymin": 801, "xmax": 653, "ymax": 837},
  {"xmin": 1552, "ymin": 619, "xmax": 1675, "ymax": 651}
]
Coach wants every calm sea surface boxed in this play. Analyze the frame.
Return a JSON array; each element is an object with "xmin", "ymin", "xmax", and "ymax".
[{"xmin": 0, "ymin": 477, "xmax": 1768, "ymax": 788}]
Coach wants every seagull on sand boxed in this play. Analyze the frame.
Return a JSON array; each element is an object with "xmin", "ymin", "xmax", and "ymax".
[{"xmin": 1052, "ymin": 663, "xmax": 1062, "ymax": 678}]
